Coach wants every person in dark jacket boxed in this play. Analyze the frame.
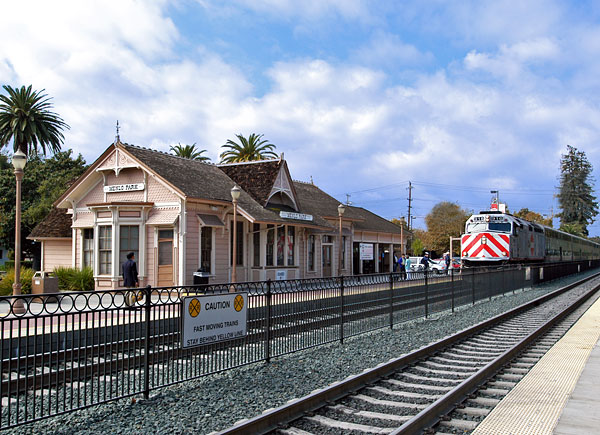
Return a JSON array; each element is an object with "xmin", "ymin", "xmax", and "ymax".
[
  {"xmin": 420, "ymin": 252, "xmax": 433, "ymax": 275},
  {"xmin": 122, "ymin": 252, "xmax": 139, "ymax": 307}
]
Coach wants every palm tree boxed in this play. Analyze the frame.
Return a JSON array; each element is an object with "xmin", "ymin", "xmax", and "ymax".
[
  {"xmin": 170, "ymin": 143, "xmax": 210, "ymax": 161},
  {"xmin": 0, "ymin": 85, "xmax": 69, "ymax": 156},
  {"xmin": 219, "ymin": 133, "xmax": 277, "ymax": 164}
]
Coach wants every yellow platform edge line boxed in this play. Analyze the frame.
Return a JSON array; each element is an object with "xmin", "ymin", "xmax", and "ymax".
[{"xmin": 472, "ymin": 295, "xmax": 600, "ymax": 435}]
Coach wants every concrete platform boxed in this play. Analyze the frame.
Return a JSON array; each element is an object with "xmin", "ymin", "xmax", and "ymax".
[{"xmin": 472, "ymin": 294, "xmax": 600, "ymax": 435}]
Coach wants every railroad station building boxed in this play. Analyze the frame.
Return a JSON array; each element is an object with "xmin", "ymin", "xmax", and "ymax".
[{"xmin": 29, "ymin": 140, "xmax": 406, "ymax": 289}]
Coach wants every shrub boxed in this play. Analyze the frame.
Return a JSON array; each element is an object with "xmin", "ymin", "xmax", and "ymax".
[
  {"xmin": 53, "ymin": 266, "xmax": 94, "ymax": 291},
  {"xmin": 0, "ymin": 268, "xmax": 35, "ymax": 296}
]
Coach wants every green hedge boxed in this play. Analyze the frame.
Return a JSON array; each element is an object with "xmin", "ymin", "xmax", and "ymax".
[
  {"xmin": 53, "ymin": 267, "xmax": 94, "ymax": 291},
  {"xmin": 0, "ymin": 268, "xmax": 35, "ymax": 296}
]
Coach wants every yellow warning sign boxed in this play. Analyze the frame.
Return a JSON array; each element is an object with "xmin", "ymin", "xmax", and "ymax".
[
  {"xmin": 234, "ymin": 294, "xmax": 244, "ymax": 312},
  {"xmin": 188, "ymin": 298, "xmax": 201, "ymax": 317}
]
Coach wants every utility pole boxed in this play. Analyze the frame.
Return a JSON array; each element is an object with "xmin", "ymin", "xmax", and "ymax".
[
  {"xmin": 407, "ymin": 181, "xmax": 413, "ymax": 230},
  {"xmin": 346, "ymin": 193, "xmax": 351, "ymax": 205}
]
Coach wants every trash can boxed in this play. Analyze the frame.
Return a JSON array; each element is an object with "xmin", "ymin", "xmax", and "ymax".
[
  {"xmin": 31, "ymin": 271, "xmax": 59, "ymax": 294},
  {"xmin": 193, "ymin": 269, "xmax": 210, "ymax": 285}
]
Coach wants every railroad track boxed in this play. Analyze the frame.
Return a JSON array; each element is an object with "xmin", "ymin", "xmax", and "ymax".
[{"xmin": 220, "ymin": 274, "xmax": 600, "ymax": 434}]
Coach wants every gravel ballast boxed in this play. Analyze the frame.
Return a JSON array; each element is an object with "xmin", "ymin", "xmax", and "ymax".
[{"xmin": 9, "ymin": 271, "xmax": 600, "ymax": 435}]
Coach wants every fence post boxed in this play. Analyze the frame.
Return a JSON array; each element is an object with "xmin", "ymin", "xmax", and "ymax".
[
  {"xmin": 451, "ymin": 267, "xmax": 455, "ymax": 313},
  {"xmin": 488, "ymin": 268, "xmax": 492, "ymax": 301},
  {"xmin": 471, "ymin": 267, "xmax": 476, "ymax": 305},
  {"xmin": 143, "ymin": 285, "xmax": 152, "ymax": 400},
  {"xmin": 265, "ymin": 280, "xmax": 272, "ymax": 364},
  {"xmin": 340, "ymin": 275, "xmax": 345, "ymax": 344},
  {"xmin": 424, "ymin": 270, "xmax": 429, "ymax": 318},
  {"xmin": 389, "ymin": 272, "xmax": 394, "ymax": 329}
]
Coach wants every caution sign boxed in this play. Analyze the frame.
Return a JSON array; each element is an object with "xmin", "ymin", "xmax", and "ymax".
[{"xmin": 182, "ymin": 293, "xmax": 248, "ymax": 349}]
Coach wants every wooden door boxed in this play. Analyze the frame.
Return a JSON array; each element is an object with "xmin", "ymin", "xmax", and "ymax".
[
  {"xmin": 322, "ymin": 245, "xmax": 332, "ymax": 277},
  {"xmin": 157, "ymin": 229, "xmax": 173, "ymax": 287}
]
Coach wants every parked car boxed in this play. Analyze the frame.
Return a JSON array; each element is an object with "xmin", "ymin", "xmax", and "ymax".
[
  {"xmin": 429, "ymin": 258, "xmax": 447, "ymax": 274},
  {"xmin": 408, "ymin": 256, "xmax": 425, "ymax": 271}
]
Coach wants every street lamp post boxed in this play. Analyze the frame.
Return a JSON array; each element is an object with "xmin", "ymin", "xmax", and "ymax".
[
  {"xmin": 230, "ymin": 185, "xmax": 241, "ymax": 285},
  {"xmin": 12, "ymin": 149, "xmax": 27, "ymax": 314},
  {"xmin": 338, "ymin": 203, "xmax": 346, "ymax": 275}
]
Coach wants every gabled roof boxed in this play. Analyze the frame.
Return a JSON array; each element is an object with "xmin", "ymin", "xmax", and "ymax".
[
  {"xmin": 28, "ymin": 208, "xmax": 72, "ymax": 239},
  {"xmin": 218, "ymin": 160, "xmax": 281, "ymax": 205}
]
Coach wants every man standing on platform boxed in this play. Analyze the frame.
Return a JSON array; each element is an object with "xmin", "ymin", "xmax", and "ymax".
[{"xmin": 122, "ymin": 252, "xmax": 139, "ymax": 307}]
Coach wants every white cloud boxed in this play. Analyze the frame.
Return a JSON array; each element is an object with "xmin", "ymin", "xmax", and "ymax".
[
  {"xmin": 352, "ymin": 31, "xmax": 433, "ymax": 67},
  {"xmin": 212, "ymin": 0, "xmax": 373, "ymax": 22}
]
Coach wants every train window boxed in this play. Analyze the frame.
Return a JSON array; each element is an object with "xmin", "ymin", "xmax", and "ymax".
[{"xmin": 488, "ymin": 223, "xmax": 511, "ymax": 232}]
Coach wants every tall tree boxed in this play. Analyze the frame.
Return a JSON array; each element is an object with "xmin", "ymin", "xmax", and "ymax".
[
  {"xmin": 514, "ymin": 208, "xmax": 553, "ymax": 227},
  {"xmin": 0, "ymin": 151, "xmax": 87, "ymax": 259},
  {"xmin": 219, "ymin": 133, "xmax": 277, "ymax": 163},
  {"xmin": 557, "ymin": 145, "xmax": 598, "ymax": 236},
  {"xmin": 170, "ymin": 143, "xmax": 210, "ymax": 161},
  {"xmin": 0, "ymin": 85, "xmax": 69, "ymax": 156},
  {"xmin": 422, "ymin": 202, "xmax": 470, "ymax": 254}
]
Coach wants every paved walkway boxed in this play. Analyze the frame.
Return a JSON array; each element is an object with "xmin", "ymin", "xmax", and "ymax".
[{"xmin": 472, "ymin": 293, "xmax": 600, "ymax": 434}]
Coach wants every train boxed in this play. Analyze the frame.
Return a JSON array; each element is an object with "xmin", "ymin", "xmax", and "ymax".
[{"xmin": 460, "ymin": 202, "xmax": 600, "ymax": 266}]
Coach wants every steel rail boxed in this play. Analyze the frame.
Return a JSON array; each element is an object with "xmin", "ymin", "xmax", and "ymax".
[{"xmin": 218, "ymin": 272, "xmax": 600, "ymax": 435}]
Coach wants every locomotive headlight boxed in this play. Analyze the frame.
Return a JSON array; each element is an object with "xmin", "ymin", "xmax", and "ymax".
[
  {"xmin": 463, "ymin": 251, "xmax": 468, "ymax": 257},
  {"xmin": 481, "ymin": 236, "xmax": 487, "ymax": 245},
  {"xmin": 501, "ymin": 251, "xmax": 507, "ymax": 256}
]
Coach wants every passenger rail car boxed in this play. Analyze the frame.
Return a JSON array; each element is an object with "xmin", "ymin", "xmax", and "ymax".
[{"xmin": 461, "ymin": 210, "xmax": 600, "ymax": 266}]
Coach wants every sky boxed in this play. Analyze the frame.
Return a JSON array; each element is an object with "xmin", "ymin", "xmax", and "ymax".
[{"xmin": 2, "ymin": 0, "xmax": 600, "ymax": 234}]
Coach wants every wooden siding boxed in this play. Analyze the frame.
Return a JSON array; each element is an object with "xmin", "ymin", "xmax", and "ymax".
[{"xmin": 43, "ymin": 239, "xmax": 72, "ymax": 272}]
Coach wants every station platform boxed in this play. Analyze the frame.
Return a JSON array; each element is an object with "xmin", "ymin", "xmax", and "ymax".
[{"xmin": 472, "ymin": 294, "xmax": 600, "ymax": 434}]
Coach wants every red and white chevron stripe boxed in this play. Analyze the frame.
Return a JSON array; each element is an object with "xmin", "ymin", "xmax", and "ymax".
[{"xmin": 461, "ymin": 232, "xmax": 510, "ymax": 260}]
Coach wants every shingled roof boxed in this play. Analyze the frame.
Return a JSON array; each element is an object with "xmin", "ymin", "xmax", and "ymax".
[
  {"xmin": 28, "ymin": 208, "xmax": 72, "ymax": 239},
  {"xmin": 293, "ymin": 181, "xmax": 402, "ymax": 235},
  {"xmin": 218, "ymin": 160, "xmax": 282, "ymax": 205},
  {"xmin": 348, "ymin": 206, "xmax": 404, "ymax": 234},
  {"xmin": 122, "ymin": 144, "xmax": 331, "ymax": 228}
]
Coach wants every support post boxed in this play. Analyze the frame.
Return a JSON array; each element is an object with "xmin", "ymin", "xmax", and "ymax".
[
  {"xmin": 143, "ymin": 285, "xmax": 152, "ymax": 399},
  {"xmin": 451, "ymin": 267, "xmax": 455, "ymax": 313},
  {"xmin": 389, "ymin": 272, "xmax": 394, "ymax": 329},
  {"xmin": 424, "ymin": 270, "xmax": 429, "ymax": 318},
  {"xmin": 472, "ymin": 267, "xmax": 476, "ymax": 305},
  {"xmin": 265, "ymin": 279, "xmax": 272, "ymax": 363},
  {"xmin": 339, "ymin": 275, "xmax": 345, "ymax": 344}
]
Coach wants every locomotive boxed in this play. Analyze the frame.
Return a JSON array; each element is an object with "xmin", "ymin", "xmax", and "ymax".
[{"xmin": 461, "ymin": 202, "xmax": 600, "ymax": 266}]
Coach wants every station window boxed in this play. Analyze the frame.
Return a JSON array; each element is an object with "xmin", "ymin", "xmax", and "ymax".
[
  {"xmin": 307, "ymin": 235, "xmax": 316, "ymax": 271},
  {"xmin": 253, "ymin": 223, "xmax": 260, "ymax": 267},
  {"xmin": 342, "ymin": 236, "xmax": 347, "ymax": 269},
  {"xmin": 83, "ymin": 228, "xmax": 94, "ymax": 268},
  {"xmin": 287, "ymin": 226, "xmax": 295, "ymax": 266},
  {"xmin": 119, "ymin": 225, "xmax": 139, "ymax": 267},
  {"xmin": 266, "ymin": 225, "xmax": 274, "ymax": 266},
  {"xmin": 200, "ymin": 226, "xmax": 213, "ymax": 273},
  {"xmin": 99, "ymin": 226, "xmax": 112, "ymax": 275},
  {"xmin": 229, "ymin": 221, "xmax": 244, "ymax": 266},
  {"xmin": 277, "ymin": 226, "xmax": 285, "ymax": 266}
]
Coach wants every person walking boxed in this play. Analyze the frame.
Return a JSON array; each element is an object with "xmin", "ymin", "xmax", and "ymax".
[
  {"xmin": 404, "ymin": 255, "xmax": 411, "ymax": 280},
  {"xmin": 444, "ymin": 252, "xmax": 451, "ymax": 274},
  {"xmin": 122, "ymin": 252, "xmax": 139, "ymax": 307}
]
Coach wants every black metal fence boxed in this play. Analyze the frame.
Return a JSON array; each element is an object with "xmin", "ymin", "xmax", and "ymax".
[{"xmin": 0, "ymin": 260, "xmax": 597, "ymax": 429}]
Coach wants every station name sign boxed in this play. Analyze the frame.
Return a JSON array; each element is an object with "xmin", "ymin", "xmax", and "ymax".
[
  {"xmin": 279, "ymin": 211, "xmax": 313, "ymax": 221},
  {"xmin": 182, "ymin": 293, "xmax": 248, "ymax": 349},
  {"xmin": 104, "ymin": 183, "xmax": 145, "ymax": 193}
]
